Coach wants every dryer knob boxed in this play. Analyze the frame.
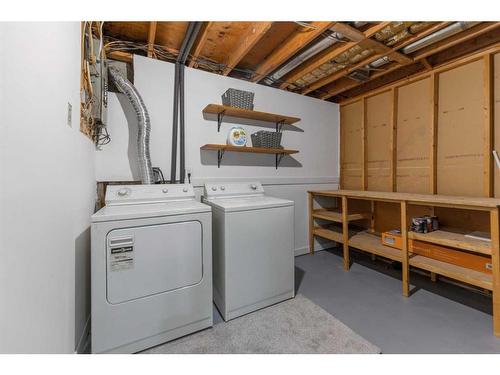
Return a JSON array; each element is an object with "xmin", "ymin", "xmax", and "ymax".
[
  {"xmin": 162, "ymin": 188, "xmax": 168, "ymax": 194},
  {"xmin": 117, "ymin": 188, "xmax": 128, "ymax": 196},
  {"xmin": 251, "ymin": 184, "xmax": 257, "ymax": 190},
  {"xmin": 220, "ymin": 186, "xmax": 225, "ymax": 191},
  {"xmin": 211, "ymin": 186, "xmax": 217, "ymax": 191},
  {"xmin": 183, "ymin": 187, "xmax": 188, "ymax": 193}
]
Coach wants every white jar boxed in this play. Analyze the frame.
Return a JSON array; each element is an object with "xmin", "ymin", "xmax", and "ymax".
[{"xmin": 226, "ymin": 126, "xmax": 247, "ymax": 147}]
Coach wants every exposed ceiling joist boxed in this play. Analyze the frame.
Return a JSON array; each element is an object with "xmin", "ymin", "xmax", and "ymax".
[
  {"xmin": 222, "ymin": 22, "xmax": 273, "ymax": 76},
  {"xmin": 147, "ymin": 21, "xmax": 157, "ymax": 58},
  {"xmin": 251, "ymin": 21, "xmax": 334, "ymax": 83},
  {"xmin": 316, "ymin": 23, "xmax": 452, "ymax": 99},
  {"xmin": 321, "ymin": 22, "xmax": 500, "ymax": 100},
  {"xmin": 279, "ymin": 22, "xmax": 391, "ymax": 90}
]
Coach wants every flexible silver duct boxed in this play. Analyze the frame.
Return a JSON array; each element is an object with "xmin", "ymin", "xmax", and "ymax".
[{"xmin": 108, "ymin": 66, "xmax": 154, "ymax": 184}]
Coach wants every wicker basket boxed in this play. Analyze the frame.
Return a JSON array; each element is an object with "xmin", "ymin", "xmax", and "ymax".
[
  {"xmin": 222, "ymin": 88, "xmax": 254, "ymax": 110},
  {"xmin": 251, "ymin": 131, "xmax": 282, "ymax": 149}
]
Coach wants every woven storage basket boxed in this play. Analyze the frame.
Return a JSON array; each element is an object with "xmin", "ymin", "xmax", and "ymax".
[
  {"xmin": 221, "ymin": 88, "xmax": 254, "ymax": 110},
  {"xmin": 251, "ymin": 130, "xmax": 282, "ymax": 149}
]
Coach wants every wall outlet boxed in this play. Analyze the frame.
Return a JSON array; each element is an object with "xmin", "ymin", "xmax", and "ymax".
[{"xmin": 67, "ymin": 102, "xmax": 73, "ymax": 128}]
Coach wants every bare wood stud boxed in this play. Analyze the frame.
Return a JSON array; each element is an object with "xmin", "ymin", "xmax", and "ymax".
[
  {"xmin": 401, "ymin": 201, "xmax": 410, "ymax": 297},
  {"xmin": 147, "ymin": 22, "xmax": 157, "ymax": 58},
  {"xmin": 308, "ymin": 192, "xmax": 315, "ymax": 255},
  {"xmin": 491, "ymin": 208, "xmax": 500, "ymax": 336},
  {"xmin": 362, "ymin": 97, "xmax": 368, "ymax": 191},
  {"xmin": 430, "ymin": 72, "xmax": 439, "ymax": 194},
  {"xmin": 483, "ymin": 53, "xmax": 494, "ymax": 197},
  {"xmin": 342, "ymin": 196, "xmax": 350, "ymax": 270},
  {"xmin": 391, "ymin": 87, "xmax": 398, "ymax": 192}
]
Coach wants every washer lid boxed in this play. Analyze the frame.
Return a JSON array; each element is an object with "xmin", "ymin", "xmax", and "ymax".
[
  {"xmin": 204, "ymin": 195, "xmax": 293, "ymax": 213},
  {"xmin": 92, "ymin": 199, "xmax": 211, "ymax": 223}
]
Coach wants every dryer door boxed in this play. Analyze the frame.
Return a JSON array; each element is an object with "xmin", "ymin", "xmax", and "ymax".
[{"xmin": 106, "ymin": 220, "xmax": 203, "ymax": 304}]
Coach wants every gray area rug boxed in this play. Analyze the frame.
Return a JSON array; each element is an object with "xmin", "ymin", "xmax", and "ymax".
[{"xmin": 143, "ymin": 294, "xmax": 380, "ymax": 354}]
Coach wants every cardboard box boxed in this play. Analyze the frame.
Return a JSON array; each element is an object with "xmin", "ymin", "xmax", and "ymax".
[
  {"xmin": 381, "ymin": 230, "xmax": 403, "ymax": 249},
  {"xmin": 410, "ymin": 240, "xmax": 492, "ymax": 274}
]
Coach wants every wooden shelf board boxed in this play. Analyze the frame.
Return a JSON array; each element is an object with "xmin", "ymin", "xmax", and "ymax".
[
  {"xmin": 200, "ymin": 144, "xmax": 299, "ymax": 155},
  {"xmin": 410, "ymin": 255, "xmax": 493, "ymax": 290},
  {"xmin": 308, "ymin": 189, "xmax": 500, "ymax": 210},
  {"xmin": 203, "ymin": 104, "xmax": 301, "ymax": 125},
  {"xmin": 408, "ymin": 230, "xmax": 491, "ymax": 255},
  {"xmin": 312, "ymin": 209, "xmax": 370, "ymax": 223},
  {"xmin": 349, "ymin": 231, "xmax": 402, "ymax": 262},
  {"xmin": 313, "ymin": 227, "xmax": 343, "ymax": 243}
]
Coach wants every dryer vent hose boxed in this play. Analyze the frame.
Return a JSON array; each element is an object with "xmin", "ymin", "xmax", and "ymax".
[{"xmin": 108, "ymin": 66, "xmax": 154, "ymax": 184}]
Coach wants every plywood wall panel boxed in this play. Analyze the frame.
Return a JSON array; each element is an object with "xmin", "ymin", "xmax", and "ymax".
[
  {"xmin": 340, "ymin": 101, "xmax": 363, "ymax": 190},
  {"xmin": 437, "ymin": 60, "xmax": 485, "ymax": 197},
  {"xmin": 366, "ymin": 91, "xmax": 392, "ymax": 191},
  {"xmin": 494, "ymin": 53, "xmax": 500, "ymax": 197},
  {"xmin": 396, "ymin": 78, "xmax": 432, "ymax": 193}
]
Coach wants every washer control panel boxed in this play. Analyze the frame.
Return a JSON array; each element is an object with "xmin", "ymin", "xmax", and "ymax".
[
  {"xmin": 105, "ymin": 184, "xmax": 195, "ymax": 205},
  {"xmin": 204, "ymin": 181, "xmax": 264, "ymax": 198}
]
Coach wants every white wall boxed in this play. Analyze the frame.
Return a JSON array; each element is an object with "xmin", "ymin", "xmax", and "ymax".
[
  {"xmin": 96, "ymin": 55, "xmax": 340, "ymax": 255},
  {"xmin": 0, "ymin": 23, "xmax": 95, "ymax": 353}
]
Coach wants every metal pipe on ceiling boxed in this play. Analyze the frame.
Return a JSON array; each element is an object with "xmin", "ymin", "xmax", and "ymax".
[
  {"xmin": 262, "ymin": 29, "xmax": 344, "ymax": 85},
  {"xmin": 366, "ymin": 22, "xmax": 478, "ymax": 70}
]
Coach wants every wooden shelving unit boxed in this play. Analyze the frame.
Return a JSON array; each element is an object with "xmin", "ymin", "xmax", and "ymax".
[
  {"xmin": 202, "ymin": 104, "xmax": 301, "ymax": 132},
  {"xmin": 408, "ymin": 229, "xmax": 491, "ymax": 255},
  {"xmin": 308, "ymin": 189, "xmax": 500, "ymax": 337},
  {"xmin": 200, "ymin": 144, "xmax": 299, "ymax": 168}
]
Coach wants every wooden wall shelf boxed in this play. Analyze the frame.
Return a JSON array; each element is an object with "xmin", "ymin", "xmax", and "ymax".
[
  {"xmin": 308, "ymin": 189, "xmax": 500, "ymax": 337},
  {"xmin": 200, "ymin": 144, "xmax": 299, "ymax": 168},
  {"xmin": 203, "ymin": 104, "xmax": 301, "ymax": 132}
]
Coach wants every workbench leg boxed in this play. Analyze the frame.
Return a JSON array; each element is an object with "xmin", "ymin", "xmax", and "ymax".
[
  {"xmin": 401, "ymin": 201, "xmax": 410, "ymax": 297},
  {"xmin": 342, "ymin": 196, "xmax": 350, "ymax": 270},
  {"xmin": 430, "ymin": 272, "xmax": 438, "ymax": 282},
  {"xmin": 490, "ymin": 208, "xmax": 500, "ymax": 337},
  {"xmin": 308, "ymin": 192, "xmax": 314, "ymax": 255}
]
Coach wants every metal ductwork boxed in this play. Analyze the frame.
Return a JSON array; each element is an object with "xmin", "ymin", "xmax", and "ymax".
[
  {"xmin": 108, "ymin": 66, "xmax": 154, "ymax": 184},
  {"xmin": 263, "ymin": 29, "xmax": 345, "ymax": 85},
  {"xmin": 365, "ymin": 22, "xmax": 478, "ymax": 72}
]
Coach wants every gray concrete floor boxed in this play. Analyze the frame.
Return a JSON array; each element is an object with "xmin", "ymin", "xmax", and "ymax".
[{"xmin": 290, "ymin": 247, "xmax": 500, "ymax": 353}]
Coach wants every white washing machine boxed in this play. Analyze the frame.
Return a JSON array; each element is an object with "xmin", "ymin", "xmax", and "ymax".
[
  {"xmin": 203, "ymin": 181, "xmax": 294, "ymax": 321},
  {"xmin": 91, "ymin": 184, "xmax": 212, "ymax": 353}
]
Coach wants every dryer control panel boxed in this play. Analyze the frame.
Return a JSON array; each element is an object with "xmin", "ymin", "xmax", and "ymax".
[{"xmin": 105, "ymin": 184, "xmax": 194, "ymax": 206}]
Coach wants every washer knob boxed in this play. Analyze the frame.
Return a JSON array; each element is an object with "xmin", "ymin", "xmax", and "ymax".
[
  {"xmin": 162, "ymin": 188, "xmax": 168, "ymax": 194},
  {"xmin": 211, "ymin": 186, "xmax": 217, "ymax": 191},
  {"xmin": 117, "ymin": 188, "xmax": 128, "ymax": 197},
  {"xmin": 183, "ymin": 187, "xmax": 188, "ymax": 193},
  {"xmin": 220, "ymin": 186, "xmax": 225, "ymax": 191},
  {"xmin": 251, "ymin": 184, "xmax": 257, "ymax": 190}
]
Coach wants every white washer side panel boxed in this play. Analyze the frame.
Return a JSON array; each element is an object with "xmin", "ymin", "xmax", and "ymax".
[
  {"xmin": 106, "ymin": 221, "xmax": 203, "ymax": 304},
  {"xmin": 91, "ymin": 212, "xmax": 212, "ymax": 354},
  {"xmin": 224, "ymin": 206, "xmax": 294, "ymax": 317}
]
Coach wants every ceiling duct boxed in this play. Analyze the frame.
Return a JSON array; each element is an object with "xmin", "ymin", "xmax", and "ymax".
[
  {"xmin": 262, "ymin": 28, "xmax": 345, "ymax": 85},
  {"xmin": 364, "ymin": 22, "xmax": 478, "ymax": 72}
]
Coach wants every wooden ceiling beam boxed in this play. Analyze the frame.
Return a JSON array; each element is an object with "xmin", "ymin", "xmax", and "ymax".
[
  {"xmin": 251, "ymin": 21, "xmax": 334, "ymax": 83},
  {"xmin": 279, "ymin": 22, "xmax": 391, "ymax": 90},
  {"xmin": 222, "ymin": 22, "xmax": 273, "ymax": 76},
  {"xmin": 188, "ymin": 22, "xmax": 213, "ymax": 68},
  {"xmin": 319, "ymin": 22, "xmax": 497, "ymax": 100},
  {"xmin": 147, "ymin": 21, "xmax": 157, "ymax": 58}
]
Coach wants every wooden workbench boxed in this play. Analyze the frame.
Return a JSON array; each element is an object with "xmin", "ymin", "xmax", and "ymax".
[{"xmin": 308, "ymin": 189, "xmax": 500, "ymax": 337}]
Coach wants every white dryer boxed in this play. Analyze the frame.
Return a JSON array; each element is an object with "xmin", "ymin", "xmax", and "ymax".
[
  {"xmin": 91, "ymin": 184, "xmax": 212, "ymax": 353},
  {"xmin": 203, "ymin": 181, "xmax": 294, "ymax": 321}
]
